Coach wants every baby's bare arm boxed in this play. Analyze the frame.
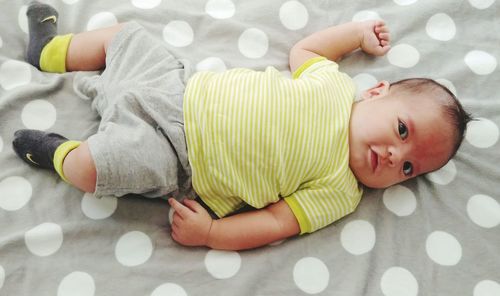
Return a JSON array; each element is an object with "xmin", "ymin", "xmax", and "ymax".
[
  {"xmin": 169, "ymin": 198, "xmax": 300, "ymax": 250},
  {"xmin": 289, "ymin": 20, "xmax": 390, "ymax": 73},
  {"xmin": 207, "ymin": 200, "xmax": 300, "ymax": 250}
]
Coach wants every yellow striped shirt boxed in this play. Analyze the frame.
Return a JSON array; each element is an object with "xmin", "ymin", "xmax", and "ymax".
[{"xmin": 183, "ymin": 57, "xmax": 363, "ymax": 233}]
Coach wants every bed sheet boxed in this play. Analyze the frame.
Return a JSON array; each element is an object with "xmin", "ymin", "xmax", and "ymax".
[{"xmin": 0, "ymin": 0, "xmax": 499, "ymax": 295}]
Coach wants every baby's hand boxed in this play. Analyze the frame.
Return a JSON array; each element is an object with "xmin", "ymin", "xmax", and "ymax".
[
  {"xmin": 169, "ymin": 198, "xmax": 213, "ymax": 247},
  {"xmin": 360, "ymin": 20, "xmax": 390, "ymax": 56}
]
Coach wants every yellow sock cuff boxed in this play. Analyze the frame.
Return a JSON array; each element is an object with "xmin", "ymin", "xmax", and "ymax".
[
  {"xmin": 40, "ymin": 33, "xmax": 73, "ymax": 73},
  {"xmin": 53, "ymin": 140, "xmax": 81, "ymax": 183}
]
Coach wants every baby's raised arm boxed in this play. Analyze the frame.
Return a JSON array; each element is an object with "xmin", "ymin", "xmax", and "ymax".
[{"xmin": 289, "ymin": 20, "xmax": 390, "ymax": 73}]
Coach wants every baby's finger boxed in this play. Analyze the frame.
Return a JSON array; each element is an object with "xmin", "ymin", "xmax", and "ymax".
[
  {"xmin": 380, "ymin": 40, "xmax": 390, "ymax": 47},
  {"xmin": 378, "ymin": 33, "xmax": 390, "ymax": 41},
  {"xmin": 171, "ymin": 230, "xmax": 180, "ymax": 243},
  {"xmin": 169, "ymin": 198, "xmax": 191, "ymax": 218},
  {"xmin": 378, "ymin": 34, "xmax": 391, "ymax": 44},
  {"xmin": 183, "ymin": 199, "xmax": 205, "ymax": 213},
  {"xmin": 380, "ymin": 45, "xmax": 391, "ymax": 55},
  {"xmin": 172, "ymin": 212, "xmax": 182, "ymax": 223},
  {"xmin": 171, "ymin": 222, "xmax": 180, "ymax": 232},
  {"xmin": 375, "ymin": 24, "xmax": 389, "ymax": 34}
]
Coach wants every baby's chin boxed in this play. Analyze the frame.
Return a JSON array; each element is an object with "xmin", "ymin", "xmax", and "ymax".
[
  {"xmin": 351, "ymin": 169, "xmax": 394, "ymax": 189},
  {"xmin": 358, "ymin": 181, "xmax": 390, "ymax": 189}
]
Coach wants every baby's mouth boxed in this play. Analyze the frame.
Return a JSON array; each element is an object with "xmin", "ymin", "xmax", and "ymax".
[{"xmin": 370, "ymin": 149, "xmax": 378, "ymax": 173}]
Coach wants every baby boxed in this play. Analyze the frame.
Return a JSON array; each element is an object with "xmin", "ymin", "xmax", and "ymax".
[{"xmin": 13, "ymin": 2, "xmax": 471, "ymax": 250}]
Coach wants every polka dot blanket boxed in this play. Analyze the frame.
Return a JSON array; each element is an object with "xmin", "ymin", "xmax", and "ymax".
[{"xmin": 1, "ymin": 0, "xmax": 499, "ymax": 295}]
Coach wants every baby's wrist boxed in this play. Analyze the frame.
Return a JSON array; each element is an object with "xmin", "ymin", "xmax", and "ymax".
[
  {"xmin": 205, "ymin": 219, "xmax": 216, "ymax": 248},
  {"xmin": 356, "ymin": 22, "xmax": 369, "ymax": 49},
  {"xmin": 359, "ymin": 21, "xmax": 377, "ymax": 50}
]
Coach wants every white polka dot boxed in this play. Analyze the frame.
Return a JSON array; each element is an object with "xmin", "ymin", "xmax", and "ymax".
[
  {"xmin": 474, "ymin": 280, "xmax": 500, "ymax": 296},
  {"xmin": 425, "ymin": 160, "xmax": 457, "ymax": 185},
  {"xmin": 196, "ymin": 57, "xmax": 227, "ymax": 72},
  {"xmin": 151, "ymin": 283, "xmax": 187, "ymax": 296},
  {"xmin": 18, "ymin": 5, "xmax": 28, "ymax": 34},
  {"xmin": 0, "ymin": 176, "xmax": 32, "ymax": 211},
  {"xmin": 0, "ymin": 60, "xmax": 32, "ymax": 90},
  {"xmin": 163, "ymin": 21, "xmax": 194, "ymax": 47},
  {"xmin": 62, "ymin": 0, "xmax": 80, "ymax": 4},
  {"xmin": 115, "ymin": 231, "xmax": 153, "ymax": 266},
  {"xmin": 352, "ymin": 10, "xmax": 382, "ymax": 22},
  {"xmin": 205, "ymin": 0, "xmax": 235, "ymax": 19},
  {"xmin": 81, "ymin": 193, "xmax": 117, "ymax": 220},
  {"xmin": 293, "ymin": 257, "xmax": 329, "ymax": 294},
  {"xmin": 340, "ymin": 220, "xmax": 376, "ymax": 255},
  {"xmin": 464, "ymin": 50, "xmax": 497, "ymax": 75},
  {"xmin": 0, "ymin": 265, "xmax": 4, "ymax": 290},
  {"xmin": 387, "ymin": 44, "xmax": 420, "ymax": 68},
  {"xmin": 279, "ymin": 1, "xmax": 309, "ymax": 30},
  {"xmin": 393, "ymin": 0, "xmax": 418, "ymax": 5},
  {"xmin": 426, "ymin": 13, "xmax": 456, "ymax": 41},
  {"xmin": 467, "ymin": 194, "xmax": 500, "ymax": 228},
  {"xmin": 238, "ymin": 28, "xmax": 269, "ymax": 59},
  {"xmin": 131, "ymin": 0, "xmax": 162, "ymax": 9},
  {"xmin": 383, "ymin": 185, "xmax": 417, "ymax": 216},
  {"xmin": 353, "ymin": 73, "xmax": 377, "ymax": 99},
  {"xmin": 86, "ymin": 12, "xmax": 118, "ymax": 31},
  {"xmin": 25, "ymin": 222, "xmax": 63, "ymax": 256},
  {"xmin": 204, "ymin": 250, "xmax": 241, "ymax": 279},
  {"xmin": 425, "ymin": 231, "xmax": 462, "ymax": 266},
  {"xmin": 380, "ymin": 267, "xmax": 418, "ymax": 296},
  {"xmin": 435, "ymin": 78, "xmax": 457, "ymax": 95},
  {"xmin": 21, "ymin": 99, "xmax": 57, "ymax": 130},
  {"xmin": 468, "ymin": 0, "xmax": 496, "ymax": 9},
  {"xmin": 168, "ymin": 207, "xmax": 175, "ymax": 225},
  {"xmin": 465, "ymin": 118, "xmax": 499, "ymax": 148},
  {"xmin": 57, "ymin": 271, "xmax": 95, "ymax": 296}
]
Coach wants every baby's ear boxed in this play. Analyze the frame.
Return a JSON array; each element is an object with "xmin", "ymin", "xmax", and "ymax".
[{"xmin": 360, "ymin": 80, "xmax": 390, "ymax": 100}]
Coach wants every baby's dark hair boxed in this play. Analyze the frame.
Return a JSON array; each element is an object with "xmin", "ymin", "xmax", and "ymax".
[{"xmin": 389, "ymin": 78, "xmax": 473, "ymax": 160}]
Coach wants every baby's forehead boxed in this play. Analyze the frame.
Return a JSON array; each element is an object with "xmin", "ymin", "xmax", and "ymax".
[
  {"xmin": 398, "ymin": 93, "xmax": 450, "ymax": 117},
  {"xmin": 395, "ymin": 84, "xmax": 452, "ymax": 106},
  {"xmin": 397, "ymin": 95, "xmax": 455, "ymax": 159},
  {"xmin": 413, "ymin": 116, "xmax": 455, "ymax": 170}
]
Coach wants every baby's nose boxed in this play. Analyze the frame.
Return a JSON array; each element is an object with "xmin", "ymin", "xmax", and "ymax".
[
  {"xmin": 379, "ymin": 150, "xmax": 393, "ymax": 166},
  {"xmin": 384, "ymin": 148, "xmax": 402, "ymax": 167}
]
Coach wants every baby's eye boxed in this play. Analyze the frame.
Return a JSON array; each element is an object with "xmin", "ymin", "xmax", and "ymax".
[
  {"xmin": 403, "ymin": 161, "xmax": 413, "ymax": 176},
  {"xmin": 398, "ymin": 120, "xmax": 408, "ymax": 140}
]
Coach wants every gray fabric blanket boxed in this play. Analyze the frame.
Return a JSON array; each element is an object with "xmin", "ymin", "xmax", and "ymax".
[{"xmin": 0, "ymin": 0, "xmax": 499, "ymax": 295}]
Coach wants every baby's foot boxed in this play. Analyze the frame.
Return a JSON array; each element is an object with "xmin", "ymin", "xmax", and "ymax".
[
  {"xmin": 26, "ymin": 1, "xmax": 60, "ymax": 69},
  {"xmin": 12, "ymin": 129, "xmax": 68, "ymax": 170}
]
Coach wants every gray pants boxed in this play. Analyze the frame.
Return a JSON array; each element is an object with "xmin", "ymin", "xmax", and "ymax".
[{"xmin": 74, "ymin": 22, "xmax": 192, "ymax": 198}]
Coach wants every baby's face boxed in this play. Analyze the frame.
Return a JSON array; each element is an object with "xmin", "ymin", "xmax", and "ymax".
[{"xmin": 348, "ymin": 83, "xmax": 455, "ymax": 189}]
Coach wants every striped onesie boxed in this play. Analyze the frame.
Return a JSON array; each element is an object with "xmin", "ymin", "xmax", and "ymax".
[{"xmin": 184, "ymin": 57, "xmax": 363, "ymax": 234}]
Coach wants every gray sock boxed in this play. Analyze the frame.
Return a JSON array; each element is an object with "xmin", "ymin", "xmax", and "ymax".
[
  {"xmin": 26, "ymin": 1, "xmax": 59, "ymax": 69},
  {"xmin": 12, "ymin": 129, "xmax": 68, "ymax": 170}
]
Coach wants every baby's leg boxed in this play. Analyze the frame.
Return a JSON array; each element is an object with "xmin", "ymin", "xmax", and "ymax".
[
  {"xmin": 66, "ymin": 24, "xmax": 125, "ymax": 71},
  {"xmin": 26, "ymin": 1, "xmax": 124, "ymax": 72},
  {"xmin": 12, "ymin": 130, "xmax": 96, "ymax": 193},
  {"xmin": 62, "ymin": 142, "xmax": 96, "ymax": 192}
]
